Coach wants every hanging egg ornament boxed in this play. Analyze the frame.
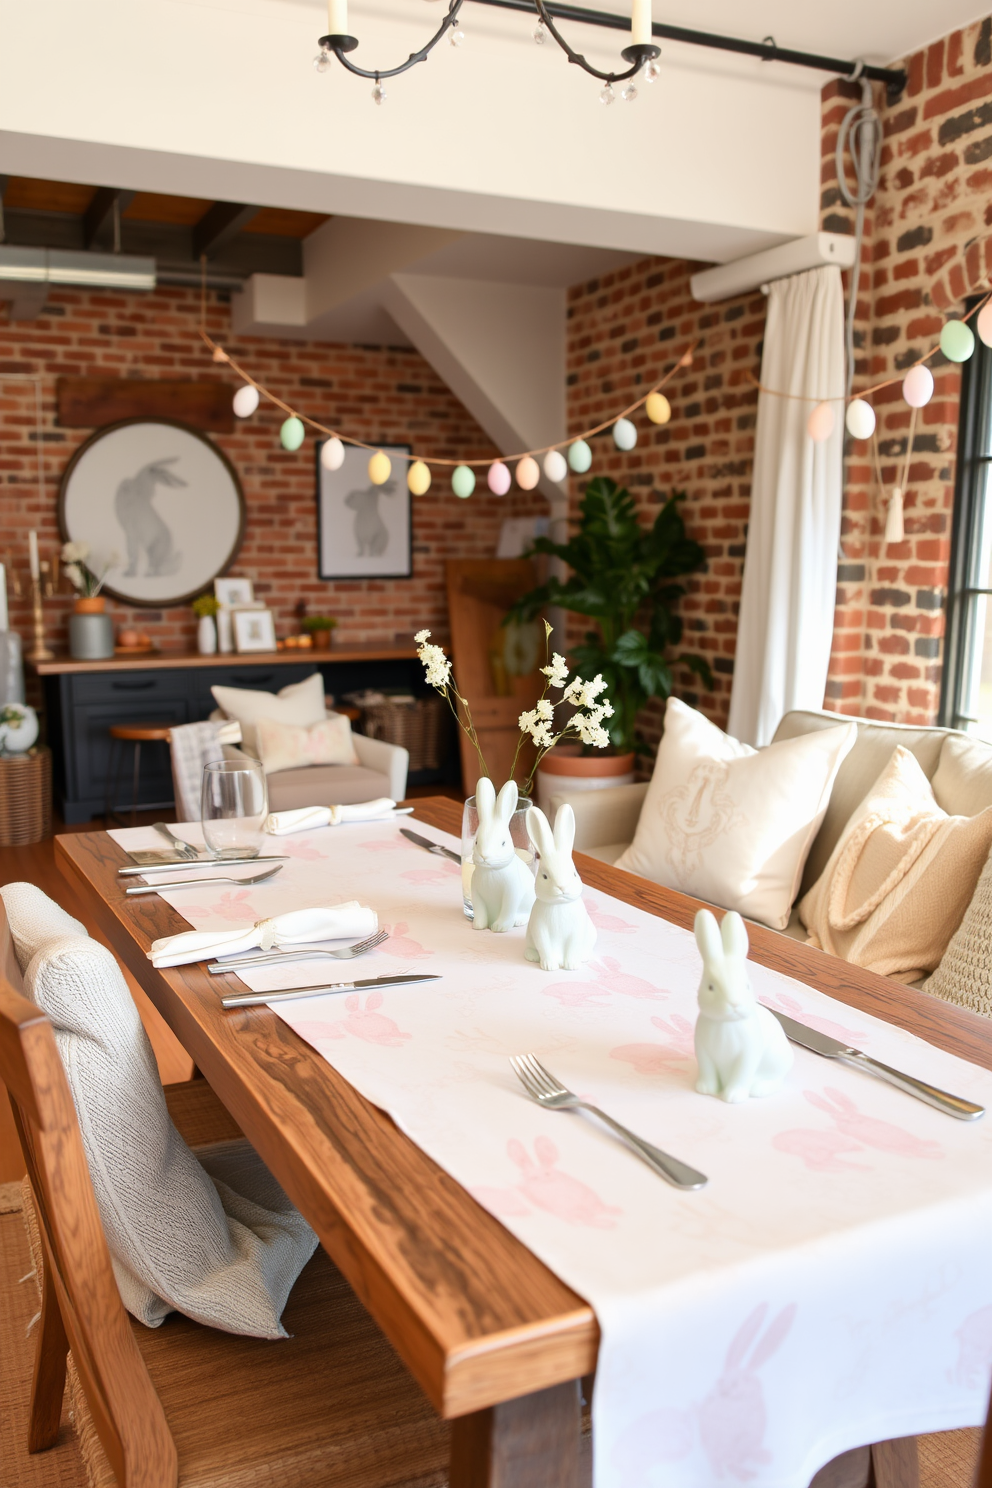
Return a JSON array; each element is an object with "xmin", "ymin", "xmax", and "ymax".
[
  {"xmin": 613, "ymin": 418, "xmax": 637, "ymax": 451},
  {"xmin": 885, "ymin": 486, "xmax": 905, "ymax": 545},
  {"xmin": 280, "ymin": 416, "xmax": 305, "ymax": 451},
  {"xmin": 320, "ymin": 437, "xmax": 345, "ymax": 471},
  {"xmin": 807, "ymin": 401, "xmax": 836, "ymax": 443},
  {"xmin": 568, "ymin": 439, "xmax": 592, "ymax": 473},
  {"xmin": 516, "ymin": 456, "xmax": 540, "ymax": 490},
  {"xmin": 368, "ymin": 450, "xmax": 392, "ymax": 485},
  {"xmin": 645, "ymin": 392, "xmax": 671, "ymax": 425},
  {"xmin": 487, "ymin": 461, "xmax": 511, "ymax": 495},
  {"xmin": 845, "ymin": 399, "xmax": 876, "ymax": 441},
  {"xmin": 233, "ymin": 384, "xmax": 260, "ymax": 418},
  {"xmin": 212, "ymin": 347, "xmax": 230, "ymax": 363},
  {"xmin": 940, "ymin": 319, "xmax": 976, "ymax": 363},
  {"xmin": 407, "ymin": 460, "xmax": 432, "ymax": 496},
  {"xmin": 543, "ymin": 450, "xmax": 568, "ymax": 482},
  {"xmin": 452, "ymin": 465, "xmax": 476, "ymax": 499},
  {"xmin": 902, "ymin": 365, "xmax": 934, "ymax": 408},
  {"xmin": 978, "ymin": 302, "xmax": 992, "ymax": 348}
]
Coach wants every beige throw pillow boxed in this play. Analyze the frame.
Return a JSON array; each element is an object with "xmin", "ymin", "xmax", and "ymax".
[
  {"xmin": 923, "ymin": 845, "xmax": 992, "ymax": 1017},
  {"xmin": 615, "ymin": 698, "xmax": 857, "ymax": 929},
  {"xmin": 255, "ymin": 714, "xmax": 359, "ymax": 776},
  {"xmin": 798, "ymin": 746, "xmax": 992, "ymax": 982},
  {"xmin": 211, "ymin": 673, "xmax": 326, "ymax": 757}
]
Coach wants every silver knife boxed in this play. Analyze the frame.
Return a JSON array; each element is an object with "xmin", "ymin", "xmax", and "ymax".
[
  {"xmin": 118, "ymin": 857, "xmax": 289, "ymax": 877},
  {"xmin": 768, "ymin": 1008, "xmax": 985, "ymax": 1122},
  {"xmin": 221, "ymin": 972, "xmax": 440, "ymax": 1008},
  {"xmin": 400, "ymin": 827, "xmax": 461, "ymax": 864}
]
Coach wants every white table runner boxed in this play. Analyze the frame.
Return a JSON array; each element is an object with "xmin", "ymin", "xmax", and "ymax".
[{"xmin": 112, "ymin": 821, "xmax": 992, "ymax": 1488}]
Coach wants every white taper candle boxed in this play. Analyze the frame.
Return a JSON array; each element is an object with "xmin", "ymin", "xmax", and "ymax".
[
  {"xmin": 28, "ymin": 531, "xmax": 39, "ymax": 581},
  {"xmin": 0, "ymin": 564, "xmax": 8, "ymax": 631},
  {"xmin": 630, "ymin": 0, "xmax": 651, "ymax": 46},
  {"xmin": 328, "ymin": 0, "xmax": 348, "ymax": 35}
]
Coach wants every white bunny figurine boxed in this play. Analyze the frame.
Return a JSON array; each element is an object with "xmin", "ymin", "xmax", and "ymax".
[
  {"xmin": 693, "ymin": 908, "xmax": 793, "ymax": 1102},
  {"xmin": 524, "ymin": 803, "xmax": 597, "ymax": 971},
  {"xmin": 470, "ymin": 778, "xmax": 536, "ymax": 932}
]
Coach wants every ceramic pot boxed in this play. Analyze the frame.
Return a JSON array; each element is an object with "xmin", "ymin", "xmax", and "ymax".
[
  {"xmin": 535, "ymin": 746, "xmax": 635, "ymax": 815},
  {"xmin": 197, "ymin": 615, "xmax": 218, "ymax": 655},
  {"xmin": 216, "ymin": 608, "xmax": 233, "ymax": 654},
  {"xmin": 69, "ymin": 596, "xmax": 114, "ymax": 660},
  {"xmin": 312, "ymin": 629, "xmax": 332, "ymax": 651}
]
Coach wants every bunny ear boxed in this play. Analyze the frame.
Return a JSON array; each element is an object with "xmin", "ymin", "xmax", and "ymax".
[
  {"xmin": 721, "ymin": 911, "xmax": 749, "ymax": 961},
  {"xmin": 527, "ymin": 806, "xmax": 554, "ymax": 859},
  {"xmin": 366, "ymin": 990, "xmax": 383, "ymax": 1010},
  {"xmin": 475, "ymin": 776, "xmax": 496, "ymax": 819},
  {"xmin": 694, "ymin": 909, "xmax": 724, "ymax": 966},
  {"xmin": 534, "ymin": 1135, "xmax": 558, "ymax": 1168},
  {"xmin": 553, "ymin": 802, "xmax": 575, "ymax": 857},
  {"xmin": 724, "ymin": 1303, "xmax": 768, "ymax": 1372},
  {"xmin": 496, "ymin": 779, "xmax": 518, "ymax": 823},
  {"xmin": 803, "ymin": 1091, "xmax": 834, "ymax": 1114},
  {"xmin": 507, "ymin": 1138, "xmax": 532, "ymax": 1172},
  {"xmin": 823, "ymin": 1086, "xmax": 856, "ymax": 1114},
  {"xmin": 748, "ymin": 1304, "xmax": 796, "ymax": 1370}
]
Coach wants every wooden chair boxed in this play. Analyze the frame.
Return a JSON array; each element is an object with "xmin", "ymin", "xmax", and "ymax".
[{"xmin": 0, "ymin": 976, "xmax": 450, "ymax": 1488}]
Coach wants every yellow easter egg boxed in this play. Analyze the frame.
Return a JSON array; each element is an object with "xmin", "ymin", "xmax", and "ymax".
[
  {"xmin": 368, "ymin": 450, "xmax": 392, "ymax": 485},
  {"xmin": 407, "ymin": 460, "xmax": 432, "ymax": 495},
  {"xmin": 645, "ymin": 392, "xmax": 671, "ymax": 425}
]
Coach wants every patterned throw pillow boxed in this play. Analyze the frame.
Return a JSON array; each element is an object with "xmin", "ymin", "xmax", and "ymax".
[
  {"xmin": 255, "ymin": 713, "xmax": 359, "ymax": 775},
  {"xmin": 615, "ymin": 698, "xmax": 857, "ymax": 929}
]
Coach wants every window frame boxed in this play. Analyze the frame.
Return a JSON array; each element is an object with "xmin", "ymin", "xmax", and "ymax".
[{"xmin": 939, "ymin": 300, "xmax": 992, "ymax": 729}]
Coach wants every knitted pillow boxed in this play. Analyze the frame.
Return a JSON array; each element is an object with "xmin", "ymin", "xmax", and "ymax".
[
  {"xmin": 0, "ymin": 881, "xmax": 317, "ymax": 1337},
  {"xmin": 923, "ymin": 845, "xmax": 992, "ymax": 1017}
]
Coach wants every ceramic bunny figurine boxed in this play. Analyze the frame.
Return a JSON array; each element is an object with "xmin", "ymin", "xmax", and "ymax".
[
  {"xmin": 524, "ymin": 803, "xmax": 597, "ymax": 970},
  {"xmin": 693, "ymin": 908, "xmax": 793, "ymax": 1103},
  {"xmin": 470, "ymin": 778, "xmax": 536, "ymax": 932}
]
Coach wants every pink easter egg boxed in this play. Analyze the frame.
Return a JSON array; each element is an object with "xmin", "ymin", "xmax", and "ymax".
[
  {"xmin": 516, "ymin": 456, "xmax": 540, "ymax": 490},
  {"xmin": 487, "ymin": 461, "xmax": 511, "ymax": 495},
  {"xmin": 806, "ymin": 401, "xmax": 836, "ymax": 443},
  {"xmin": 978, "ymin": 302, "xmax": 992, "ymax": 348},
  {"xmin": 902, "ymin": 364, "xmax": 934, "ymax": 408}
]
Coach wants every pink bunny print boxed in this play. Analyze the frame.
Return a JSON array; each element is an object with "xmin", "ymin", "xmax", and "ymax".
[
  {"xmin": 804, "ymin": 1087, "xmax": 943, "ymax": 1160},
  {"xmin": 761, "ymin": 990, "xmax": 866, "ymax": 1047},
  {"xmin": 541, "ymin": 979, "xmax": 612, "ymax": 1008},
  {"xmin": 379, "ymin": 922, "xmax": 432, "ymax": 959},
  {"xmin": 697, "ymin": 1303, "xmax": 796, "ymax": 1481},
  {"xmin": 610, "ymin": 1013, "xmax": 696, "ymax": 1075},
  {"xmin": 294, "ymin": 990, "xmax": 411, "ymax": 1047},
  {"xmin": 772, "ymin": 1128, "xmax": 871, "ymax": 1173},
  {"xmin": 204, "ymin": 889, "xmax": 262, "ymax": 922},
  {"xmin": 950, "ymin": 1304, "xmax": 992, "ymax": 1388},
  {"xmin": 589, "ymin": 956, "xmax": 668, "ymax": 1001},
  {"xmin": 507, "ymin": 1136, "xmax": 621, "ymax": 1228},
  {"xmin": 360, "ymin": 837, "xmax": 406, "ymax": 852},
  {"xmin": 278, "ymin": 837, "xmax": 326, "ymax": 862},
  {"xmin": 584, "ymin": 898, "xmax": 636, "ymax": 934},
  {"xmin": 401, "ymin": 865, "xmax": 454, "ymax": 887}
]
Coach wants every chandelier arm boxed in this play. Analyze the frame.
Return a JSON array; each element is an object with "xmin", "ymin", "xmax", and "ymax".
[
  {"xmin": 534, "ymin": 0, "xmax": 654, "ymax": 82},
  {"xmin": 319, "ymin": 0, "xmax": 464, "ymax": 79}
]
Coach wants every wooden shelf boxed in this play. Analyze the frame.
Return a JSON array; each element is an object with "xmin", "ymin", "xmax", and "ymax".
[{"xmin": 30, "ymin": 644, "xmax": 419, "ymax": 676}]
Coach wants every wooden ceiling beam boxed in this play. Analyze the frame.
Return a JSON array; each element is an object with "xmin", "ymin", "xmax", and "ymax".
[
  {"xmin": 83, "ymin": 187, "xmax": 136, "ymax": 250},
  {"xmin": 191, "ymin": 201, "xmax": 260, "ymax": 259}
]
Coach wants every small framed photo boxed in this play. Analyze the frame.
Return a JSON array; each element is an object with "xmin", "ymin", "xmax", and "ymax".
[
  {"xmin": 215, "ymin": 576, "xmax": 254, "ymax": 608},
  {"xmin": 317, "ymin": 441, "xmax": 412, "ymax": 580},
  {"xmin": 232, "ymin": 607, "xmax": 277, "ymax": 653}
]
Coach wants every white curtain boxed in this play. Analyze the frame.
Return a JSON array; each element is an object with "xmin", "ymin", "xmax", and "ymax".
[{"xmin": 727, "ymin": 265, "xmax": 845, "ymax": 747}]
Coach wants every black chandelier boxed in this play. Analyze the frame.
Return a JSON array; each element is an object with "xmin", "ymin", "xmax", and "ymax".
[{"xmin": 314, "ymin": 0, "xmax": 660, "ymax": 106}]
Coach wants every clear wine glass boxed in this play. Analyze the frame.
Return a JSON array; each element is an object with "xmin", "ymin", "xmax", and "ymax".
[{"xmin": 201, "ymin": 759, "xmax": 268, "ymax": 859}]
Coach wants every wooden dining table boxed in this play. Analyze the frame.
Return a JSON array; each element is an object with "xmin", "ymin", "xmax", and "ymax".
[{"xmin": 56, "ymin": 798, "xmax": 992, "ymax": 1488}]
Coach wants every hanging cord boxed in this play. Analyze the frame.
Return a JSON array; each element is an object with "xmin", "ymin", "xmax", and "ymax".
[{"xmin": 836, "ymin": 69, "xmax": 882, "ymax": 400}]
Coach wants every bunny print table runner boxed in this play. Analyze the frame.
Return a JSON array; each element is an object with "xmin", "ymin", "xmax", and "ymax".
[{"xmin": 112, "ymin": 821, "xmax": 992, "ymax": 1488}]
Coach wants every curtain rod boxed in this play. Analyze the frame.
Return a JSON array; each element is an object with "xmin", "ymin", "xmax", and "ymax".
[{"xmin": 467, "ymin": 0, "xmax": 908, "ymax": 100}]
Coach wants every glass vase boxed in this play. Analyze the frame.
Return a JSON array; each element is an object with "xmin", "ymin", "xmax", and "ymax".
[{"xmin": 460, "ymin": 791, "xmax": 535, "ymax": 920}]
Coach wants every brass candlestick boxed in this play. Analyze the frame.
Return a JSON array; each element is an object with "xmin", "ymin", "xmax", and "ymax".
[{"xmin": 27, "ymin": 571, "xmax": 54, "ymax": 663}]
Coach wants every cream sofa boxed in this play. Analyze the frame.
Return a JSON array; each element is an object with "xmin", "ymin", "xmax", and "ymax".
[
  {"xmin": 552, "ymin": 709, "xmax": 992, "ymax": 940},
  {"xmin": 215, "ymin": 714, "xmax": 409, "ymax": 810}
]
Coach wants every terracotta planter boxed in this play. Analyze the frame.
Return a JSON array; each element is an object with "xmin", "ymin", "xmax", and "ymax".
[
  {"xmin": 535, "ymin": 745, "xmax": 636, "ymax": 816},
  {"xmin": 311, "ymin": 629, "xmax": 333, "ymax": 651},
  {"xmin": 73, "ymin": 595, "xmax": 106, "ymax": 615}
]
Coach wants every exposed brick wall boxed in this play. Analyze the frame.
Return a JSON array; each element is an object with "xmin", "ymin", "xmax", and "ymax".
[
  {"xmin": 821, "ymin": 16, "xmax": 992, "ymax": 723},
  {"xmin": 565, "ymin": 259, "xmax": 766, "ymax": 740},
  {"xmin": 0, "ymin": 285, "xmax": 530, "ymax": 672}
]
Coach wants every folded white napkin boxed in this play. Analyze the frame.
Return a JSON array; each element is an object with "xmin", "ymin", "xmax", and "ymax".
[
  {"xmin": 264, "ymin": 798, "xmax": 396, "ymax": 835},
  {"xmin": 147, "ymin": 902, "xmax": 378, "ymax": 968}
]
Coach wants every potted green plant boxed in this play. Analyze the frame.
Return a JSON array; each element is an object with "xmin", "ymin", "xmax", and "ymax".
[
  {"xmin": 507, "ymin": 475, "xmax": 712, "ymax": 797},
  {"xmin": 301, "ymin": 615, "xmax": 338, "ymax": 652},
  {"xmin": 192, "ymin": 592, "xmax": 221, "ymax": 655}
]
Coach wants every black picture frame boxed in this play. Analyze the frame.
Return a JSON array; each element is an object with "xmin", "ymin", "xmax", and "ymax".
[{"xmin": 316, "ymin": 441, "xmax": 413, "ymax": 581}]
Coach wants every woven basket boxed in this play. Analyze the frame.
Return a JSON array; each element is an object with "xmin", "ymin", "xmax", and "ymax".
[
  {"xmin": 0, "ymin": 747, "xmax": 52, "ymax": 845},
  {"xmin": 361, "ymin": 697, "xmax": 446, "ymax": 773}
]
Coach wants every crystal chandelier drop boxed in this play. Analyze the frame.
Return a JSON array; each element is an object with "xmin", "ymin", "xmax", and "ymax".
[{"xmin": 313, "ymin": 0, "xmax": 661, "ymax": 105}]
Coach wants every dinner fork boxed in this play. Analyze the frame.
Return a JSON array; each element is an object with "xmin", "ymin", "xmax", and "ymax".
[
  {"xmin": 509, "ymin": 1054, "xmax": 708, "ymax": 1191},
  {"xmin": 125, "ymin": 865, "xmax": 283, "ymax": 896},
  {"xmin": 153, "ymin": 822, "xmax": 200, "ymax": 860},
  {"xmin": 207, "ymin": 928, "xmax": 389, "ymax": 974}
]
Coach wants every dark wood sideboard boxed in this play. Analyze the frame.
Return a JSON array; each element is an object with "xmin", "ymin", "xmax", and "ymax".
[{"xmin": 31, "ymin": 646, "xmax": 430, "ymax": 822}]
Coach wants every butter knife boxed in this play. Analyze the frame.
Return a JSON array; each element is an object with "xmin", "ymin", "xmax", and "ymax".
[
  {"xmin": 118, "ymin": 857, "xmax": 289, "ymax": 877},
  {"xmin": 400, "ymin": 827, "xmax": 460, "ymax": 864},
  {"xmin": 768, "ymin": 1008, "xmax": 985, "ymax": 1121},
  {"xmin": 221, "ymin": 972, "xmax": 440, "ymax": 1008}
]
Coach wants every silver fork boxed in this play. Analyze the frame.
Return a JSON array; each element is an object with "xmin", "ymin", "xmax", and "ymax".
[
  {"xmin": 153, "ymin": 822, "xmax": 200, "ymax": 860},
  {"xmin": 509, "ymin": 1054, "xmax": 708, "ymax": 1191},
  {"xmin": 207, "ymin": 928, "xmax": 389, "ymax": 974},
  {"xmin": 125, "ymin": 865, "xmax": 282, "ymax": 896}
]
